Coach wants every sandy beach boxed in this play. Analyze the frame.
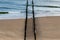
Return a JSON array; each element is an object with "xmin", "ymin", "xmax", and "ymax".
[
  {"xmin": 36, "ymin": 16, "xmax": 60, "ymax": 40},
  {"xmin": 0, "ymin": 16, "xmax": 60, "ymax": 40},
  {"xmin": 0, "ymin": 19, "xmax": 25, "ymax": 40}
]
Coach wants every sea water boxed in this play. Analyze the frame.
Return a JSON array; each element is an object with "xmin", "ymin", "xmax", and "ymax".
[{"xmin": 0, "ymin": 0, "xmax": 60, "ymax": 19}]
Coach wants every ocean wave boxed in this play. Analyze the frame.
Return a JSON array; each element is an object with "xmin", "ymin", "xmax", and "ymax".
[{"xmin": 0, "ymin": 0, "xmax": 60, "ymax": 19}]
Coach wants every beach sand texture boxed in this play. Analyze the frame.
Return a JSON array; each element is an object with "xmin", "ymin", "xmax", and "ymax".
[
  {"xmin": 0, "ymin": 19, "xmax": 25, "ymax": 40},
  {"xmin": 0, "ymin": 16, "xmax": 60, "ymax": 40}
]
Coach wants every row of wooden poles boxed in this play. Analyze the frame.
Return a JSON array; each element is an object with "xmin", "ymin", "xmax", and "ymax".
[{"xmin": 24, "ymin": 0, "xmax": 36, "ymax": 40}]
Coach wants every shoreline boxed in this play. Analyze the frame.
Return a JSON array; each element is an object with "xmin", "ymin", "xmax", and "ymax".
[
  {"xmin": 1, "ymin": 13, "xmax": 60, "ymax": 19},
  {"xmin": 0, "ymin": 16, "xmax": 60, "ymax": 20}
]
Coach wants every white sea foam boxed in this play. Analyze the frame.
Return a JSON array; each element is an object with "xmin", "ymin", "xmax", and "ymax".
[{"xmin": 0, "ymin": 11, "xmax": 60, "ymax": 19}]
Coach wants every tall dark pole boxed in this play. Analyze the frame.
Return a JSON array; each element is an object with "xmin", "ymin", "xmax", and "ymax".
[
  {"xmin": 32, "ymin": 0, "xmax": 36, "ymax": 40},
  {"xmin": 24, "ymin": 0, "xmax": 28, "ymax": 40}
]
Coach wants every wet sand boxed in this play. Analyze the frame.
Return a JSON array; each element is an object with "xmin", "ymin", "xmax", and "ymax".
[{"xmin": 0, "ymin": 16, "xmax": 60, "ymax": 40}]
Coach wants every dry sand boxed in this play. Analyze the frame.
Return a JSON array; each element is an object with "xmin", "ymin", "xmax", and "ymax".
[
  {"xmin": 0, "ymin": 19, "xmax": 25, "ymax": 40},
  {"xmin": 36, "ymin": 16, "xmax": 60, "ymax": 40},
  {"xmin": 0, "ymin": 16, "xmax": 60, "ymax": 40}
]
